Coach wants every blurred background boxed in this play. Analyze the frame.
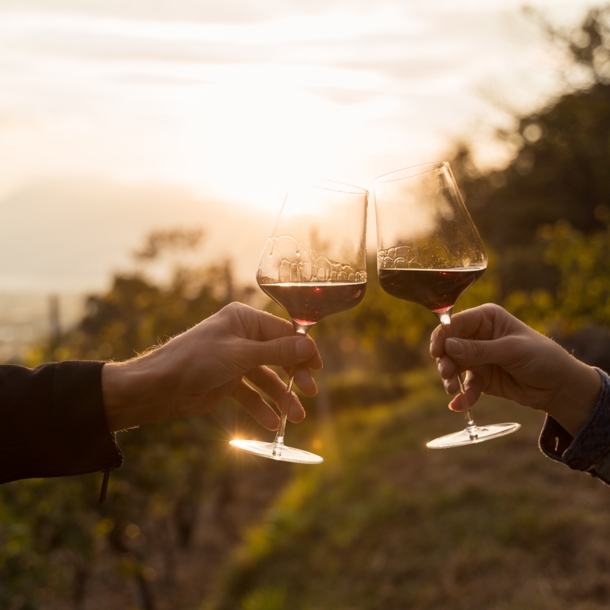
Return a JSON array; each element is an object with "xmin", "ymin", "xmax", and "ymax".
[{"xmin": 2, "ymin": 0, "xmax": 610, "ymax": 608}]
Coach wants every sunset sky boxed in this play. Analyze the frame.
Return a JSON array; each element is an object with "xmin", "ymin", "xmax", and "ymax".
[{"xmin": 0, "ymin": 0, "xmax": 602, "ymax": 294}]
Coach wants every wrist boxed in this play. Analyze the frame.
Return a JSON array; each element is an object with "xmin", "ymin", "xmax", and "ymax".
[
  {"xmin": 102, "ymin": 353, "xmax": 170, "ymax": 432},
  {"xmin": 547, "ymin": 359, "xmax": 601, "ymax": 438}
]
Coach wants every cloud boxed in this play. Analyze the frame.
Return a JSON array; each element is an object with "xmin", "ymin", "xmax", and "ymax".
[
  {"xmin": 304, "ymin": 87, "xmax": 379, "ymax": 106},
  {"xmin": 0, "ymin": 6, "xmax": 538, "ymax": 94},
  {"xmin": 0, "ymin": 0, "xmax": 383, "ymax": 24},
  {"xmin": 0, "ymin": 8, "xmax": 525, "ymax": 95},
  {"xmin": 0, "ymin": 0, "xmax": 599, "ymax": 220},
  {"xmin": 0, "ymin": 0, "xmax": 269, "ymax": 23}
]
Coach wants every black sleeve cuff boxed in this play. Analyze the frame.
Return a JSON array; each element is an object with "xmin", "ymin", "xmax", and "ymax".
[{"xmin": 0, "ymin": 361, "xmax": 123, "ymax": 483}]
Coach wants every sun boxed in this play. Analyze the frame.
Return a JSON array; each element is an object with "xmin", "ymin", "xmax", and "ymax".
[{"xmin": 174, "ymin": 74, "xmax": 367, "ymax": 213}]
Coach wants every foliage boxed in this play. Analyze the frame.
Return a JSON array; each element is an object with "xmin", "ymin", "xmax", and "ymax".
[
  {"xmin": 0, "ymin": 475, "xmax": 101, "ymax": 609},
  {"xmin": 210, "ymin": 386, "xmax": 610, "ymax": 610},
  {"xmin": 207, "ymin": 8, "xmax": 610, "ymax": 609},
  {"xmin": 3, "ymin": 5, "xmax": 610, "ymax": 608},
  {"xmin": 0, "ymin": 215, "xmax": 494, "ymax": 609},
  {"xmin": 451, "ymin": 6, "xmax": 610, "ymax": 297},
  {"xmin": 0, "ymin": 224, "xmax": 498, "ymax": 608},
  {"xmin": 505, "ymin": 219, "xmax": 610, "ymax": 343},
  {"xmin": 0, "ymin": 231, "xmax": 261, "ymax": 609}
]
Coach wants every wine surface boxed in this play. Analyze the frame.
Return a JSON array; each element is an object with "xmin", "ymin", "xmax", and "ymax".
[
  {"xmin": 378, "ymin": 267, "xmax": 485, "ymax": 312},
  {"xmin": 260, "ymin": 282, "xmax": 366, "ymax": 326}
]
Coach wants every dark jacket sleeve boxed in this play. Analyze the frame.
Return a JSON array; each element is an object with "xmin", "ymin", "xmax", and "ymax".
[
  {"xmin": 539, "ymin": 368, "xmax": 610, "ymax": 486},
  {"xmin": 0, "ymin": 361, "xmax": 123, "ymax": 483}
]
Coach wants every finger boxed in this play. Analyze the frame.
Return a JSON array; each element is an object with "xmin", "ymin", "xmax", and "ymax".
[
  {"xmin": 449, "ymin": 303, "xmax": 526, "ymax": 341},
  {"xmin": 442, "ymin": 371, "xmax": 461, "ymax": 395},
  {"xmin": 292, "ymin": 365, "xmax": 318, "ymax": 397},
  {"xmin": 445, "ymin": 303, "xmax": 510, "ymax": 340},
  {"xmin": 233, "ymin": 305, "xmax": 323, "ymax": 369},
  {"xmin": 238, "ymin": 305, "xmax": 296, "ymax": 341},
  {"xmin": 437, "ymin": 355, "xmax": 484, "ymax": 398},
  {"xmin": 245, "ymin": 364, "xmax": 286, "ymax": 395},
  {"xmin": 447, "ymin": 370, "xmax": 485, "ymax": 412},
  {"xmin": 436, "ymin": 354, "xmax": 458, "ymax": 382},
  {"xmin": 444, "ymin": 335, "xmax": 519, "ymax": 368},
  {"xmin": 429, "ymin": 324, "xmax": 447, "ymax": 359},
  {"xmin": 232, "ymin": 379, "xmax": 281, "ymax": 430},
  {"xmin": 280, "ymin": 356, "xmax": 323, "ymax": 381},
  {"xmin": 244, "ymin": 366, "xmax": 306, "ymax": 423},
  {"xmin": 246, "ymin": 335, "xmax": 323, "ymax": 370}
]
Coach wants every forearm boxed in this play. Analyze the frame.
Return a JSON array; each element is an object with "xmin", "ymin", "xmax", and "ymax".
[
  {"xmin": 545, "ymin": 356, "xmax": 602, "ymax": 438},
  {"xmin": 102, "ymin": 353, "xmax": 173, "ymax": 432}
]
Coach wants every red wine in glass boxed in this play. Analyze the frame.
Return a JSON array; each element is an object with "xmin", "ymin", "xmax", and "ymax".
[
  {"xmin": 261, "ymin": 282, "xmax": 367, "ymax": 329},
  {"xmin": 378, "ymin": 267, "xmax": 485, "ymax": 315}
]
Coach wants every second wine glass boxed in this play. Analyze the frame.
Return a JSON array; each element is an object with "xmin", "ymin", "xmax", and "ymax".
[
  {"xmin": 230, "ymin": 179, "xmax": 368, "ymax": 463},
  {"xmin": 373, "ymin": 162, "xmax": 520, "ymax": 449}
]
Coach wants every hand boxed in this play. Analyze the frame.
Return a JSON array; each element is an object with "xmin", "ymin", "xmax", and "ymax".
[
  {"xmin": 430, "ymin": 303, "xmax": 601, "ymax": 436},
  {"xmin": 102, "ymin": 302, "xmax": 323, "ymax": 432}
]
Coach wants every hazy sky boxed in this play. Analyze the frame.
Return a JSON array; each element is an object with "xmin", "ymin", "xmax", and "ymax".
[{"xmin": 0, "ymin": 0, "xmax": 602, "ymax": 293}]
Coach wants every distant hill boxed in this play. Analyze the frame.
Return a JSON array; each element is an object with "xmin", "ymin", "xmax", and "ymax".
[{"xmin": 0, "ymin": 175, "xmax": 274, "ymax": 293}]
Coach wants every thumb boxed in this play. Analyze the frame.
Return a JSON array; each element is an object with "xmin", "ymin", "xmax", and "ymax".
[
  {"xmin": 445, "ymin": 337, "xmax": 510, "ymax": 367},
  {"xmin": 246, "ymin": 335, "xmax": 319, "ymax": 368}
]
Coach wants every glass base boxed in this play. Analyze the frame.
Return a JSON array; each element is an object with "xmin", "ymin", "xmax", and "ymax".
[
  {"xmin": 426, "ymin": 422, "xmax": 521, "ymax": 449},
  {"xmin": 230, "ymin": 439, "xmax": 324, "ymax": 464}
]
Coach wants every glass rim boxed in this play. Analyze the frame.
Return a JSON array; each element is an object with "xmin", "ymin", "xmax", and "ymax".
[
  {"xmin": 373, "ymin": 161, "xmax": 450, "ymax": 184},
  {"xmin": 303, "ymin": 179, "xmax": 368, "ymax": 196}
]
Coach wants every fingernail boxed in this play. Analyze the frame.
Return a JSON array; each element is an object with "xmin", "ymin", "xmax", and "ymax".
[
  {"xmin": 445, "ymin": 338, "xmax": 464, "ymax": 355},
  {"xmin": 296, "ymin": 337, "xmax": 312, "ymax": 359}
]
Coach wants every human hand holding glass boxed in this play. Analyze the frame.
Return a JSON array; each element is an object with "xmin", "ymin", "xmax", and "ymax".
[
  {"xmin": 230, "ymin": 180, "xmax": 368, "ymax": 463},
  {"xmin": 373, "ymin": 162, "xmax": 520, "ymax": 448}
]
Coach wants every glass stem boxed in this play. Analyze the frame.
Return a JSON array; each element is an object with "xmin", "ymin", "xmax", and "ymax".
[
  {"xmin": 437, "ymin": 310, "xmax": 479, "ymax": 441},
  {"xmin": 271, "ymin": 372, "xmax": 295, "ymax": 457},
  {"xmin": 272, "ymin": 324, "xmax": 308, "ymax": 458}
]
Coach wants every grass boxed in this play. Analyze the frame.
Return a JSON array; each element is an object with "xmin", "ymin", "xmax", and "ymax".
[{"xmin": 206, "ymin": 368, "xmax": 610, "ymax": 610}]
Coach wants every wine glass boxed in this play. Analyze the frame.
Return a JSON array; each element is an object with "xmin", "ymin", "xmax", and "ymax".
[
  {"xmin": 373, "ymin": 162, "xmax": 520, "ymax": 448},
  {"xmin": 230, "ymin": 179, "xmax": 368, "ymax": 463}
]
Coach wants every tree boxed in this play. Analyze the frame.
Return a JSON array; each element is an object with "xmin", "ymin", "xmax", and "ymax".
[
  {"xmin": 505, "ymin": 218, "xmax": 610, "ymax": 371},
  {"xmin": 450, "ymin": 6, "xmax": 610, "ymax": 297},
  {"xmin": 0, "ymin": 230, "xmax": 257, "ymax": 609}
]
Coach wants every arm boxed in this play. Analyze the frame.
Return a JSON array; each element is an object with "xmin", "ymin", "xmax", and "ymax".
[{"xmin": 0, "ymin": 303, "xmax": 321, "ymax": 489}]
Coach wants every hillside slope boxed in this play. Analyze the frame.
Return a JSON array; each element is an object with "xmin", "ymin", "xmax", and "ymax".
[{"xmin": 209, "ymin": 373, "xmax": 610, "ymax": 610}]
